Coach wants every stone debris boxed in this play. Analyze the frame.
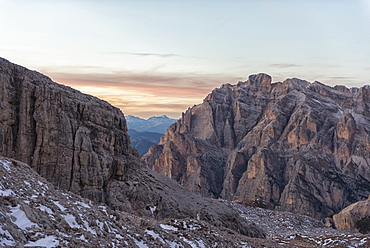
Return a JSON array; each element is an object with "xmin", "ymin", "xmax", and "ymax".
[{"xmin": 1, "ymin": 157, "xmax": 369, "ymax": 247}]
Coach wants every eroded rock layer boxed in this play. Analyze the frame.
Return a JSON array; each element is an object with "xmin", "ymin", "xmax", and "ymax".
[
  {"xmin": 143, "ymin": 73, "xmax": 370, "ymax": 219},
  {"xmin": 0, "ymin": 58, "xmax": 264, "ymax": 238}
]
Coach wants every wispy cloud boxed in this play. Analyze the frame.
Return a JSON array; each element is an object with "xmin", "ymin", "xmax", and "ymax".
[
  {"xmin": 107, "ymin": 51, "xmax": 180, "ymax": 58},
  {"xmin": 269, "ymin": 63, "xmax": 301, "ymax": 68},
  {"xmin": 42, "ymin": 69, "xmax": 241, "ymax": 118}
]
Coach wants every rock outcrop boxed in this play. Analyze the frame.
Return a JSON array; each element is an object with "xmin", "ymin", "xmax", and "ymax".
[
  {"xmin": 0, "ymin": 157, "xmax": 266, "ymax": 247},
  {"xmin": 0, "ymin": 57, "xmax": 264, "ymax": 238},
  {"xmin": 333, "ymin": 196, "xmax": 370, "ymax": 233},
  {"xmin": 143, "ymin": 73, "xmax": 370, "ymax": 219},
  {"xmin": 2, "ymin": 157, "xmax": 369, "ymax": 247},
  {"xmin": 0, "ymin": 58, "xmax": 134, "ymax": 202}
]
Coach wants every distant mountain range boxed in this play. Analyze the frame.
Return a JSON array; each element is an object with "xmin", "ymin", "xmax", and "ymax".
[
  {"xmin": 126, "ymin": 115, "xmax": 177, "ymax": 134},
  {"xmin": 126, "ymin": 115, "xmax": 177, "ymax": 155},
  {"xmin": 128, "ymin": 129, "xmax": 163, "ymax": 155}
]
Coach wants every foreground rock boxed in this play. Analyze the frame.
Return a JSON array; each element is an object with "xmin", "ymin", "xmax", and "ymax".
[
  {"xmin": 2, "ymin": 157, "xmax": 369, "ymax": 247},
  {"xmin": 0, "ymin": 157, "xmax": 265, "ymax": 247},
  {"xmin": 333, "ymin": 196, "xmax": 370, "ymax": 233},
  {"xmin": 144, "ymin": 73, "xmax": 370, "ymax": 219},
  {"xmin": 0, "ymin": 57, "xmax": 263, "ymax": 238}
]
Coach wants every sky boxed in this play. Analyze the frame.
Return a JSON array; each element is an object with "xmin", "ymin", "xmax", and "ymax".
[{"xmin": 1, "ymin": 0, "xmax": 370, "ymax": 118}]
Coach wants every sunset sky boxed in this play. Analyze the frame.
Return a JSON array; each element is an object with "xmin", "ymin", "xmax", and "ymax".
[{"xmin": 1, "ymin": 0, "xmax": 370, "ymax": 118}]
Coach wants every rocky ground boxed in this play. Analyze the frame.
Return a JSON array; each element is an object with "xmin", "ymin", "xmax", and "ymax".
[
  {"xmin": 229, "ymin": 202, "xmax": 370, "ymax": 247},
  {"xmin": 1, "ymin": 157, "xmax": 369, "ymax": 247},
  {"xmin": 0, "ymin": 157, "xmax": 273, "ymax": 247}
]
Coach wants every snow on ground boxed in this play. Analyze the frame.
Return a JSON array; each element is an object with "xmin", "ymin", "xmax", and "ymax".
[
  {"xmin": 24, "ymin": 235, "xmax": 59, "ymax": 247},
  {"xmin": 63, "ymin": 213, "xmax": 81, "ymax": 228},
  {"xmin": 1, "ymin": 160, "xmax": 12, "ymax": 172},
  {"xmin": 2, "ymin": 156, "xmax": 369, "ymax": 247},
  {"xmin": 52, "ymin": 200, "xmax": 67, "ymax": 212},
  {"xmin": 7, "ymin": 205, "xmax": 38, "ymax": 230},
  {"xmin": 160, "ymin": 224, "xmax": 179, "ymax": 231},
  {"xmin": 0, "ymin": 226, "xmax": 15, "ymax": 246},
  {"xmin": 0, "ymin": 184, "xmax": 14, "ymax": 197},
  {"xmin": 36, "ymin": 204, "xmax": 54, "ymax": 215}
]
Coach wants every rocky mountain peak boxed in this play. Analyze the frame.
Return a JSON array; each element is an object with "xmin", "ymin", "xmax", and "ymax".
[
  {"xmin": 245, "ymin": 73, "xmax": 272, "ymax": 90},
  {"xmin": 0, "ymin": 57, "xmax": 268, "ymax": 239},
  {"xmin": 143, "ymin": 73, "xmax": 370, "ymax": 219}
]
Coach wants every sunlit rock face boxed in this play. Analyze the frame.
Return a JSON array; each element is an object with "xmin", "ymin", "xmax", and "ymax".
[
  {"xmin": 0, "ymin": 58, "xmax": 265, "ymax": 238},
  {"xmin": 143, "ymin": 73, "xmax": 370, "ymax": 219},
  {"xmin": 333, "ymin": 196, "xmax": 370, "ymax": 233}
]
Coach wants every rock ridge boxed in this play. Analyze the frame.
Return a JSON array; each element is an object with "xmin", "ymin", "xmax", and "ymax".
[
  {"xmin": 143, "ymin": 73, "xmax": 370, "ymax": 219},
  {"xmin": 0, "ymin": 57, "xmax": 264, "ymax": 238}
]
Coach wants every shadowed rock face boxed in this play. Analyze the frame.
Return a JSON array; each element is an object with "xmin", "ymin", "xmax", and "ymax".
[
  {"xmin": 0, "ymin": 57, "xmax": 134, "ymax": 201},
  {"xmin": 0, "ymin": 58, "xmax": 264, "ymax": 238},
  {"xmin": 143, "ymin": 73, "xmax": 370, "ymax": 219}
]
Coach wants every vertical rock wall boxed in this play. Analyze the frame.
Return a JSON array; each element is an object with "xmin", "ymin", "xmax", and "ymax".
[
  {"xmin": 0, "ymin": 58, "xmax": 265, "ymax": 238},
  {"xmin": 143, "ymin": 74, "xmax": 370, "ymax": 219},
  {"xmin": 0, "ymin": 58, "xmax": 135, "ymax": 202}
]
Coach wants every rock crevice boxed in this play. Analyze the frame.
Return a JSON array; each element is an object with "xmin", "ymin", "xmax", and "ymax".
[
  {"xmin": 143, "ymin": 73, "xmax": 370, "ymax": 219},
  {"xmin": 0, "ymin": 57, "xmax": 263, "ymax": 238}
]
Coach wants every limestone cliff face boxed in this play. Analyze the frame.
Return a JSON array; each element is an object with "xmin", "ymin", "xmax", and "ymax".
[
  {"xmin": 0, "ymin": 58, "xmax": 264, "ymax": 238},
  {"xmin": 333, "ymin": 196, "xmax": 370, "ymax": 233},
  {"xmin": 0, "ymin": 57, "xmax": 134, "ymax": 202},
  {"xmin": 143, "ymin": 73, "xmax": 370, "ymax": 219}
]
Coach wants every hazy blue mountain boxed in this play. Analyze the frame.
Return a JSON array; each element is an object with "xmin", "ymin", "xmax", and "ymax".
[
  {"xmin": 126, "ymin": 115, "xmax": 177, "ymax": 134},
  {"xmin": 128, "ymin": 129, "xmax": 163, "ymax": 155}
]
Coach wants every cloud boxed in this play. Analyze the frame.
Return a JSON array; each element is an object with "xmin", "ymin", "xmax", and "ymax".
[
  {"xmin": 42, "ymin": 69, "xmax": 241, "ymax": 118},
  {"xmin": 269, "ymin": 63, "xmax": 301, "ymax": 68},
  {"xmin": 107, "ymin": 52, "xmax": 180, "ymax": 58}
]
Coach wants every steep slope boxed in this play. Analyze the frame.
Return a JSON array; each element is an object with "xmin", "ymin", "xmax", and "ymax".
[
  {"xmin": 143, "ymin": 73, "xmax": 370, "ymax": 219},
  {"xmin": 2, "ymin": 157, "xmax": 369, "ymax": 247},
  {"xmin": 0, "ymin": 157, "xmax": 265, "ymax": 247},
  {"xmin": 0, "ymin": 57, "xmax": 263, "ymax": 238}
]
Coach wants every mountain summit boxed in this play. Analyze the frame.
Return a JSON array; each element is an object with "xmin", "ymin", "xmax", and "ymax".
[
  {"xmin": 143, "ymin": 73, "xmax": 370, "ymax": 219},
  {"xmin": 126, "ymin": 115, "xmax": 177, "ymax": 134},
  {"xmin": 0, "ymin": 57, "xmax": 265, "ymax": 240}
]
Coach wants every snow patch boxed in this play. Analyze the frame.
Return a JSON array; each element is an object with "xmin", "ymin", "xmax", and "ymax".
[
  {"xmin": 37, "ymin": 205, "xmax": 54, "ymax": 215},
  {"xmin": 149, "ymin": 205, "xmax": 156, "ymax": 214},
  {"xmin": 196, "ymin": 239, "xmax": 206, "ymax": 248},
  {"xmin": 37, "ymin": 180, "xmax": 47, "ymax": 187},
  {"xmin": 1, "ymin": 160, "xmax": 12, "ymax": 172},
  {"xmin": 98, "ymin": 205, "xmax": 108, "ymax": 215},
  {"xmin": 128, "ymin": 234, "xmax": 149, "ymax": 248},
  {"xmin": 80, "ymin": 214, "xmax": 97, "ymax": 235},
  {"xmin": 0, "ymin": 226, "xmax": 15, "ymax": 246},
  {"xmin": 62, "ymin": 213, "xmax": 80, "ymax": 228},
  {"xmin": 145, "ymin": 229, "xmax": 165, "ymax": 243},
  {"xmin": 24, "ymin": 235, "xmax": 59, "ymax": 247},
  {"xmin": 0, "ymin": 187, "xmax": 14, "ymax": 197},
  {"xmin": 8, "ymin": 205, "xmax": 38, "ymax": 230},
  {"xmin": 53, "ymin": 200, "xmax": 67, "ymax": 212},
  {"xmin": 160, "ymin": 224, "xmax": 178, "ymax": 231},
  {"xmin": 76, "ymin": 200, "xmax": 91, "ymax": 208},
  {"xmin": 181, "ymin": 237, "xmax": 198, "ymax": 248},
  {"xmin": 96, "ymin": 220, "xmax": 104, "ymax": 231}
]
